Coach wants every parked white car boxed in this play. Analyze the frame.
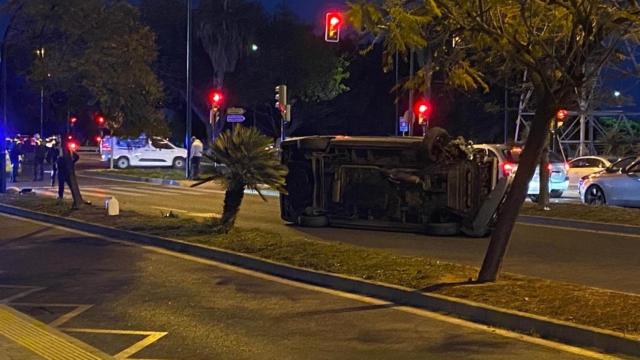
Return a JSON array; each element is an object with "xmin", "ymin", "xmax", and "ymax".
[
  {"xmin": 567, "ymin": 156, "xmax": 619, "ymax": 188},
  {"xmin": 580, "ymin": 156, "xmax": 640, "ymax": 207},
  {"xmin": 474, "ymin": 144, "xmax": 569, "ymax": 200},
  {"xmin": 100, "ymin": 136, "xmax": 187, "ymax": 169}
]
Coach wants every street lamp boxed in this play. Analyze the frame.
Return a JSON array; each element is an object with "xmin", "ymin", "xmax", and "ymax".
[
  {"xmin": 35, "ymin": 47, "xmax": 45, "ymax": 137},
  {"xmin": 613, "ymin": 90, "xmax": 621, "ymax": 98},
  {"xmin": 251, "ymin": 43, "xmax": 259, "ymax": 52}
]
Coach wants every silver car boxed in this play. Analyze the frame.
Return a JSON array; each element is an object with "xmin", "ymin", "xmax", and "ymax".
[{"xmin": 580, "ymin": 156, "xmax": 640, "ymax": 207}]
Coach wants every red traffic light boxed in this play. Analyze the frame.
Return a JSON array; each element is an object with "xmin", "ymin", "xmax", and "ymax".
[
  {"xmin": 96, "ymin": 115, "xmax": 105, "ymax": 125},
  {"xmin": 210, "ymin": 90, "xmax": 224, "ymax": 108},
  {"xmin": 325, "ymin": 12, "xmax": 343, "ymax": 43},
  {"xmin": 413, "ymin": 100, "xmax": 432, "ymax": 117},
  {"xmin": 67, "ymin": 141, "xmax": 78, "ymax": 151},
  {"xmin": 556, "ymin": 109, "xmax": 568, "ymax": 120},
  {"xmin": 69, "ymin": 116, "xmax": 78, "ymax": 125}
]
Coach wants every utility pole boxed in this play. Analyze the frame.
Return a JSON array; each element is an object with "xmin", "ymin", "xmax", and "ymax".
[
  {"xmin": 395, "ymin": 50, "xmax": 399, "ymax": 136},
  {"xmin": 185, "ymin": 0, "xmax": 193, "ymax": 179}
]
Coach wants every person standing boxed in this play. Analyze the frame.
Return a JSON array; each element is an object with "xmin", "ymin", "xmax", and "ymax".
[
  {"xmin": 33, "ymin": 134, "xmax": 46, "ymax": 181},
  {"xmin": 46, "ymin": 138, "xmax": 60, "ymax": 187},
  {"xmin": 190, "ymin": 136, "xmax": 204, "ymax": 180},
  {"xmin": 8, "ymin": 140, "xmax": 21, "ymax": 183},
  {"xmin": 56, "ymin": 145, "xmax": 79, "ymax": 200}
]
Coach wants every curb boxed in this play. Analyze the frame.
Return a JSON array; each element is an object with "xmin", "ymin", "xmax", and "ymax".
[
  {"xmin": 1, "ymin": 203, "xmax": 638, "ymax": 358},
  {"xmin": 518, "ymin": 215, "xmax": 640, "ymax": 236}
]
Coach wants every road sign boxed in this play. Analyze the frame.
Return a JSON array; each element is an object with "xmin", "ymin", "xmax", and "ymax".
[
  {"xmin": 399, "ymin": 117, "xmax": 409, "ymax": 133},
  {"xmin": 226, "ymin": 114, "xmax": 246, "ymax": 123},
  {"xmin": 227, "ymin": 107, "xmax": 246, "ymax": 115}
]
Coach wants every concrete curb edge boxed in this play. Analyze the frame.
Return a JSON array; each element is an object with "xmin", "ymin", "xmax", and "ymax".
[{"xmin": 1, "ymin": 203, "xmax": 638, "ymax": 357}]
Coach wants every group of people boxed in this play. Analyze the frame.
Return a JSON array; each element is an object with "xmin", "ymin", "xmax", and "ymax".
[{"xmin": 5, "ymin": 134, "xmax": 79, "ymax": 200}]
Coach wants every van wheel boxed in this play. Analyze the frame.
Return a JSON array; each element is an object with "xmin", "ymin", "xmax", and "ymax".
[
  {"xmin": 116, "ymin": 157, "xmax": 130, "ymax": 169},
  {"xmin": 173, "ymin": 157, "xmax": 186, "ymax": 169}
]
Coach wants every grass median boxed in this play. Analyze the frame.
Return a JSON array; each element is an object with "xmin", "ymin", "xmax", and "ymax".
[{"xmin": 2, "ymin": 194, "xmax": 639, "ymax": 337}]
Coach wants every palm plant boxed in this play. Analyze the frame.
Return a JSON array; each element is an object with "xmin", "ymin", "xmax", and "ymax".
[{"xmin": 192, "ymin": 126, "xmax": 288, "ymax": 233}]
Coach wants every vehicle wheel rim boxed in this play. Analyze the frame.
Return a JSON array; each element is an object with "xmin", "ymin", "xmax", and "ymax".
[
  {"xmin": 118, "ymin": 159, "xmax": 127, "ymax": 168},
  {"xmin": 587, "ymin": 187, "xmax": 605, "ymax": 205},
  {"xmin": 175, "ymin": 160, "xmax": 184, "ymax": 167}
]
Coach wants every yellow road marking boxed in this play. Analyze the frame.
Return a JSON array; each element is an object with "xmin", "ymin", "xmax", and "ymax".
[
  {"xmin": 0, "ymin": 304, "xmax": 111, "ymax": 359},
  {"xmin": 62, "ymin": 328, "xmax": 168, "ymax": 359},
  {"xmin": 0, "ymin": 213, "xmax": 627, "ymax": 359}
]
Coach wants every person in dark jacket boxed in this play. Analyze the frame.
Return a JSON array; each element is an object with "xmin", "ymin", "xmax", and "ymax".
[
  {"xmin": 46, "ymin": 138, "xmax": 60, "ymax": 187},
  {"xmin": 33, "ymin": 134, "xmax": 46, "ymax": 181},
  {"xmin": 56, "ymin": 146, "xmax": 79, "ymax": 200},
  {"xmin": 8, "ymin": 140, "xmax": 21, "ymax": 183}
]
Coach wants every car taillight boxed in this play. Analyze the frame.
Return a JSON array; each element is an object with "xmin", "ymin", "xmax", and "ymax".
[
  {"xmin": 547, "ymin": 163, "xmax": 553, "ymax": 172},
  {"xmin": 502, "ymin": 162, "xmax": 515, "ymax": 177},
  {"xmin": 564, "ymin": 162, "xmax": 569, "ymax": 172}
]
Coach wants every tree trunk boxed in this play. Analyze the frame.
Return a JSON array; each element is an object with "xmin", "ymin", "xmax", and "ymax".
[
  {"xmin": 477, "ymin": 91, "xmax": 556, "ymax": 282},
  {"xmin": 538, "ymin": 134, "xmax": 550, "ymax": 209},
  {"xmin": 218, "ymin": 183, "xmax": 245, "ymax": 233},
  {"xmin": 62, "ymin": 145, "xmax": 83, "ymax": 210}
]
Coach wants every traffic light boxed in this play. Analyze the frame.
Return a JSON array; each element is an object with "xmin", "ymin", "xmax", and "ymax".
[
  {"xmin": 275, "ymin": 85, "xmax": 290, "ymax": 122},
  {"xmin": 556, "ymin": 109, "xmax": 568, "ymax": 128},
  {"xmin": 69, "ymin": 116, "xmax": 78, "ymax": 126},
  {"xmin": 325, "ymin": 12, "xmax": 343, "ymax": 43},
  {"xmin": 210, "ymin": 90, "xmax": 224, "ymax": 110},
  {"xmin": 413, "ymin": 99, "xmax": 432, "ymax": 125},
  {"xmin": 96, "ymin": 115, "xmax": 105, "ymax": 126}
]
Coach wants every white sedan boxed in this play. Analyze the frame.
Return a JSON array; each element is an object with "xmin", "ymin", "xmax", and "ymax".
[
  {"xmin": 567, "ymin": 156, "xmax": 619, "ymax": 188},
  {"xmin": 580, "ymin": 156, "xmax": 640, "ymax": 207},
  {"xmin": 101, "ymin": 136, "xmax": 187, "ymax": 169}
]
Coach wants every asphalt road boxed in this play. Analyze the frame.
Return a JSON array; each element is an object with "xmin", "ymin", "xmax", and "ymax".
[
  {"xmin": 0, "ymin": 215, "xmax": 598, "ymax": 359},
  {"xmin": 9, "ymin": 156, "xmax": 640, "ymax": 295}
]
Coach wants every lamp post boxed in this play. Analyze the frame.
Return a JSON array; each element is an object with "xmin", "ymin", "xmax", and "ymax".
[
  {"xmin": 35, "ymin": 47, "xmax": 45, "ymax": 137},
  {"xmin": 185, "ymin": 0, "xmax": 193, "ymax": 179}
]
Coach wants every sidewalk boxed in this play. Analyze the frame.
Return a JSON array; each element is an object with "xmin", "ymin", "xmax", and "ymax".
[{"xmin": 0, "ymin": 305, "xmax": 112, "ymax": 360}]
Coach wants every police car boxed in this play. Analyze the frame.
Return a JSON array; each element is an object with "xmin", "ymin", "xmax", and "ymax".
[{"xmin": 100, "ymin": 136, "xmax": 187, "ymax": 169}]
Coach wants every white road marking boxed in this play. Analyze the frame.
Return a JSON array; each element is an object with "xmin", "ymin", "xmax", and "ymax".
[
  {"xmin": 0, "ymin": 213, "xmax": 623, "ymax": 360},
  {"xmin": 82, "ymin": 187, "xmax": 147, "ymax": 198}
]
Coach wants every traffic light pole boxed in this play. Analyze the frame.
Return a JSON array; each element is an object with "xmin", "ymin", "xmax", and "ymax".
[
  {"xmin": 0, "ymin": 38, "xmax": 8, "ymax": 193},
  {"xmin": 184, "ymin": 0, "xmax": 193, "ymax": 179}
]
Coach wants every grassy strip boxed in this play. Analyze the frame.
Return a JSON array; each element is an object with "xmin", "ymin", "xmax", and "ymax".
[
  {"xmin": 3, "ymin": 194, "xmax": 640, "ymax": 336},
  {"xmin": 521, "ymin": 203, "xmax": 640, "ymax": 227}
]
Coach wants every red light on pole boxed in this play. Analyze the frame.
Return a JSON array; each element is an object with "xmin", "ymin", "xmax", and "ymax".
[
  {"xmin": 210, "ymin": 90, "xmax": 223, "ymax": 109},
  {"xmin": 413, "ymin": 99, "xmax": 432, "ymax": 125},
  {"xmin": 556, "ymin": 109, "xmax": 568, "ymax": 120},
  {"xmin": 325, "ymin": 12, "xmax": 343, "ymax": 43},
  {"xmin": 69, "ymin": 116, "xmax": 77, "ymax": 125},
  {"xmin": 67, "ymin": 141, "xmax": 78, "ymax": 151},
  {"xmin": 556, "ymin": 109, "xmax": 568, "ymax": 129},
  {"xmin": 96, "ymin": 115, "xmax": 105, "ymax": 126}
]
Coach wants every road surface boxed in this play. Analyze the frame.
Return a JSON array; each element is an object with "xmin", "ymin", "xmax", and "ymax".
[
  {"xmin": 7, "ymin": 156, "xmax": 640, "ymax": 295},
  {"xmin": 0, "ymin": 214, "xmax": 604, "ymax": 359}
]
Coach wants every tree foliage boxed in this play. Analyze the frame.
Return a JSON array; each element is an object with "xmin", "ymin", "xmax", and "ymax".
[
  {"xmin": 7, "ymin": 0, "xmax": 167, "ymax": 137},
  {"xmin": 349, "ymin": 0, "xmax": 640, "ymax": 281}
]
